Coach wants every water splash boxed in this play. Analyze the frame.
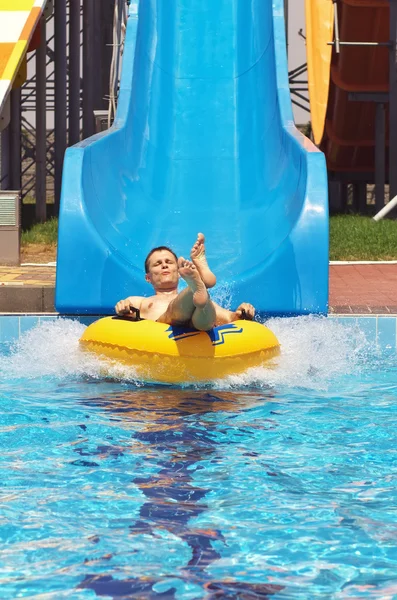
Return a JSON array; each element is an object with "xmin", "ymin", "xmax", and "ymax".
[
  {"xmin": 0, "ymin": 316, "xmax": 374, "ymax": 390},
  {"xmin": 0, "ymin": 319, "xmax": 141, "ymax": 384},
  {"xmin": 217, "ymin": 316, "xmax": 372, "ymax": 391},
  {"xmin": 211, "ymin": 282, "xmax": 234, "ymax": 310}
]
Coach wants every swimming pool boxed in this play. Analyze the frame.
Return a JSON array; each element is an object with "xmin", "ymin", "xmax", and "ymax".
[{"xmin": 0, "ymin": 316, "xmax": 396, "ymax": 598}]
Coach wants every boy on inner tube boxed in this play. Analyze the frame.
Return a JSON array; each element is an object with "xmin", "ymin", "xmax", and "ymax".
[{"xmin": 115, "ymin": 233, "xmax": 255, "ymax": 331}]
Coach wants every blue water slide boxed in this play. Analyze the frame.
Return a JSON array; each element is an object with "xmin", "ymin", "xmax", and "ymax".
[{"xmin": 55, "ymin": 0, "xmax": 328, "ymax": 316}]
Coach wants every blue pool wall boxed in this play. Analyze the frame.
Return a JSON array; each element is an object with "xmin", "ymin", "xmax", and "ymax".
[{"xmin": 0, "ymin": 315, "xmax": 396, "ymax": 353}]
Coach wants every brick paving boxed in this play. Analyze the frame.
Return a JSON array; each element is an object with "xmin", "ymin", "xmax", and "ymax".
[
  {"xmin": 1, "ymin": 263, "xmax": 397, "ymax": 313},
  {"xmin": 0, "ymin": 265, "xmax": 55, "ymax": 287},
  {"xmin": 329, "ymin": 264, "xmax": 397, "ymax": 314}
]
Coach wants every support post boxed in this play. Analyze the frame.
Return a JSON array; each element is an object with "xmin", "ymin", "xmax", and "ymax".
[
  {"xmin": 389, "ymin": 0, "xmax": 397, "ymax": 198},
  {"xmin": 69, "ymin": 0, "xmax": 81, "ymax": 146},
  {"xmin": 341, "ymin": 183, "xmax": 348, "ymax": 212},
  {"xmin": 358, "ymin": 182, "xmax": 367, "ymax": 213},
  {"xmin": 93, "ymin": 1, "xmax": 102, "ymax": 111},
  {"xmin": 10, "ymin": 89, "xmax": 21, "ymax": 191},
  {"xmin": 352, "ymin": 182, "xmax": 367, "ymax": 213},
  {"xmin": 54, "ymin": 0, "xmax": 67, "ymax": 213},
  {"xmin": 0, "ymin": 127, "xmax": 10, "ymax": 190},
  {"xmin": 284, "ymin": 0, "xmax": 288, "ymax": 53},
  {"xmin": 101, "ymin": 0, "xmax": 114, "ymax": 113},
  {"xmin": 83, "ymin": 0, "xmax": 96, "ymax": 139},
  {"xmin": 36, "ymin": 15, "xmax": 47, "ymax": 222},
  {"xmin": 112, "ymin": 0, "xmax": 123, "ymax": 115},
  {"xmin": 328, "ymin": 181, "xmax": 343, "ymax": 213},
  {"xmin": 333, "ymin": 0, "xmax": 341, "ymax": 54},
  {"xmin": 375, "ymin": 103, "xmax": 386, "ymax": 212}
]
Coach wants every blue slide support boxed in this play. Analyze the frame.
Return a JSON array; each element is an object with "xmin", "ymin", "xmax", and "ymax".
[{"xmin": 56, "ymin": 0, "xmax": 328, "ymax": 317}]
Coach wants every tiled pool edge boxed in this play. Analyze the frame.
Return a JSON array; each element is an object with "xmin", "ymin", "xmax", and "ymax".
[
  {"xmin": 328, "ymin": 314, "xmax": 397, "ymax": 351},
  {"xmin": 0, "ymin": 314, "xmax": 397, "ymax": 351},
  {"xmin": 0, "ymin": 315, "xmax": 99, "ymax": 353}
]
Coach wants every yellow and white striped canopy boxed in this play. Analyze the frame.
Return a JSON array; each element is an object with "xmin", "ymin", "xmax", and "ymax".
[{"xmin": 0, "ymin": 0, "xmax": 48, "ymax": 114}]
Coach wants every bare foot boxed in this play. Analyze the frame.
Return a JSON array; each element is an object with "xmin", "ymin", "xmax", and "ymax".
[
  {"xmin": 178, "ymin": 257, "xmax": 209, "ymax": 308},
  {"xmin": 190, "ymin": 233, "xmax": 217, "ymax": 289}
]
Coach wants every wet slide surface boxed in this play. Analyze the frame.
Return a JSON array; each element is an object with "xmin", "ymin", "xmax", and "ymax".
[
  {"xmin": 56, "ymin": 0, "xmax": 328, "ymax": 317},
  {"xmin": 306, "ymin": 0, "xmax": 389, "ymax": 172},
  {"xmin": 0, "ymin": 0, "xmax": 47, "ymax": 115}
]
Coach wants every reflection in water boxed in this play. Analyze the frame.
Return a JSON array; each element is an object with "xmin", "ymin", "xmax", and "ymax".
[{"xmin": 79, "ymin": 388, "xmax": 284, "ymax": 598}]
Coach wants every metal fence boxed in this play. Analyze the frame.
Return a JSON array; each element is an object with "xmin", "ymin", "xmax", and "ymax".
[{"xmin": 0, "ymin": 0, "xmax": 115, "ymax": 226}]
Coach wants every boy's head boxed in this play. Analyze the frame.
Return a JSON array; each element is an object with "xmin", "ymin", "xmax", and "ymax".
[
  {"xmin": 144, "ymin": 246, "xmax": 178, "ymax": 273},
  {"xmin": 144, "ymin": 246, "xmax": 179, "ymax": 289}
]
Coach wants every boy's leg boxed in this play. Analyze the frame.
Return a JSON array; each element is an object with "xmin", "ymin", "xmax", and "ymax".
[
  {"xmin": 157, "ymin": 258, "xmax": 216, "ymax": 330},
  {"xmin": 191, "ymin": 300, "xmax": 216, "ymax": 331},
  {"xmin": 156, "ymin": 287, "xmax": 196, "ymax": 325},
  {"xmin": 190, "ymin": 233, "xmax": 217, "ymax": 288}
]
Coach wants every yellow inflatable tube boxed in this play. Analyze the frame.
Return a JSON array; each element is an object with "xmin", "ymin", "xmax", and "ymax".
[{"xmin": 80, "ymin": 318, "xmax": 280, "ymax": 384}]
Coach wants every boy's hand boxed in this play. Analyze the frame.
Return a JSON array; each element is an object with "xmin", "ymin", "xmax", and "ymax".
[
  {"xmin": 115, "ymin": 299, "xmax": 133, "ymax": 315},
  {"xmin": 235, "ymin": 303, "xmax": 255, "ymax": 320}
]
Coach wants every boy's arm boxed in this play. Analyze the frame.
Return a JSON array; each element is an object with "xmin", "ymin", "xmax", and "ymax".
[{"xmin": 212, "ymin": 302, "xmax": 255, "ymax": 324}]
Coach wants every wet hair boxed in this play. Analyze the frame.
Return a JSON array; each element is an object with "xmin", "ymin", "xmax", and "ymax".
[{"xmin": 144, "ymin": 246, "xmax": 178, "ymax": 273}]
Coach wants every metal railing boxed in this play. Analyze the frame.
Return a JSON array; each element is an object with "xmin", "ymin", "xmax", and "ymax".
[
  {"xmin": 17, "ymin": 0, "xmax": 116, "ymax": 223},
  {"xmin": 329, "ymin": 0, "xmax": 390, "ymax": 54}
]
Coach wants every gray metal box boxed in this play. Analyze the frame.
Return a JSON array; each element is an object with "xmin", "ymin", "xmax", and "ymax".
[
  {"xmin": 0, "ymin": 191, "xmax": 20, "ymax": 266},
  {"xmin": 94, "ymin": 110, "xmax": 110, "ymax": 133}
]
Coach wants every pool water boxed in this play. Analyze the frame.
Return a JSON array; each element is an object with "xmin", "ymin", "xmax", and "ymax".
[{"xmin": 0, "ymin": 317, "xmax": 396, "ymax": 599}]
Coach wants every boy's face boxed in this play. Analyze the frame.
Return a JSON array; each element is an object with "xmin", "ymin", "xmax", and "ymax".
[{"xmin": 145, "ymin": 250, "xmax": 179, "ymax": 289}]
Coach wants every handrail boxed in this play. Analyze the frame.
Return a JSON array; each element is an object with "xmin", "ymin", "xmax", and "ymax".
[{"xmin": 330, "ymin": 0, "xmax": 390, "ymax": 53}]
